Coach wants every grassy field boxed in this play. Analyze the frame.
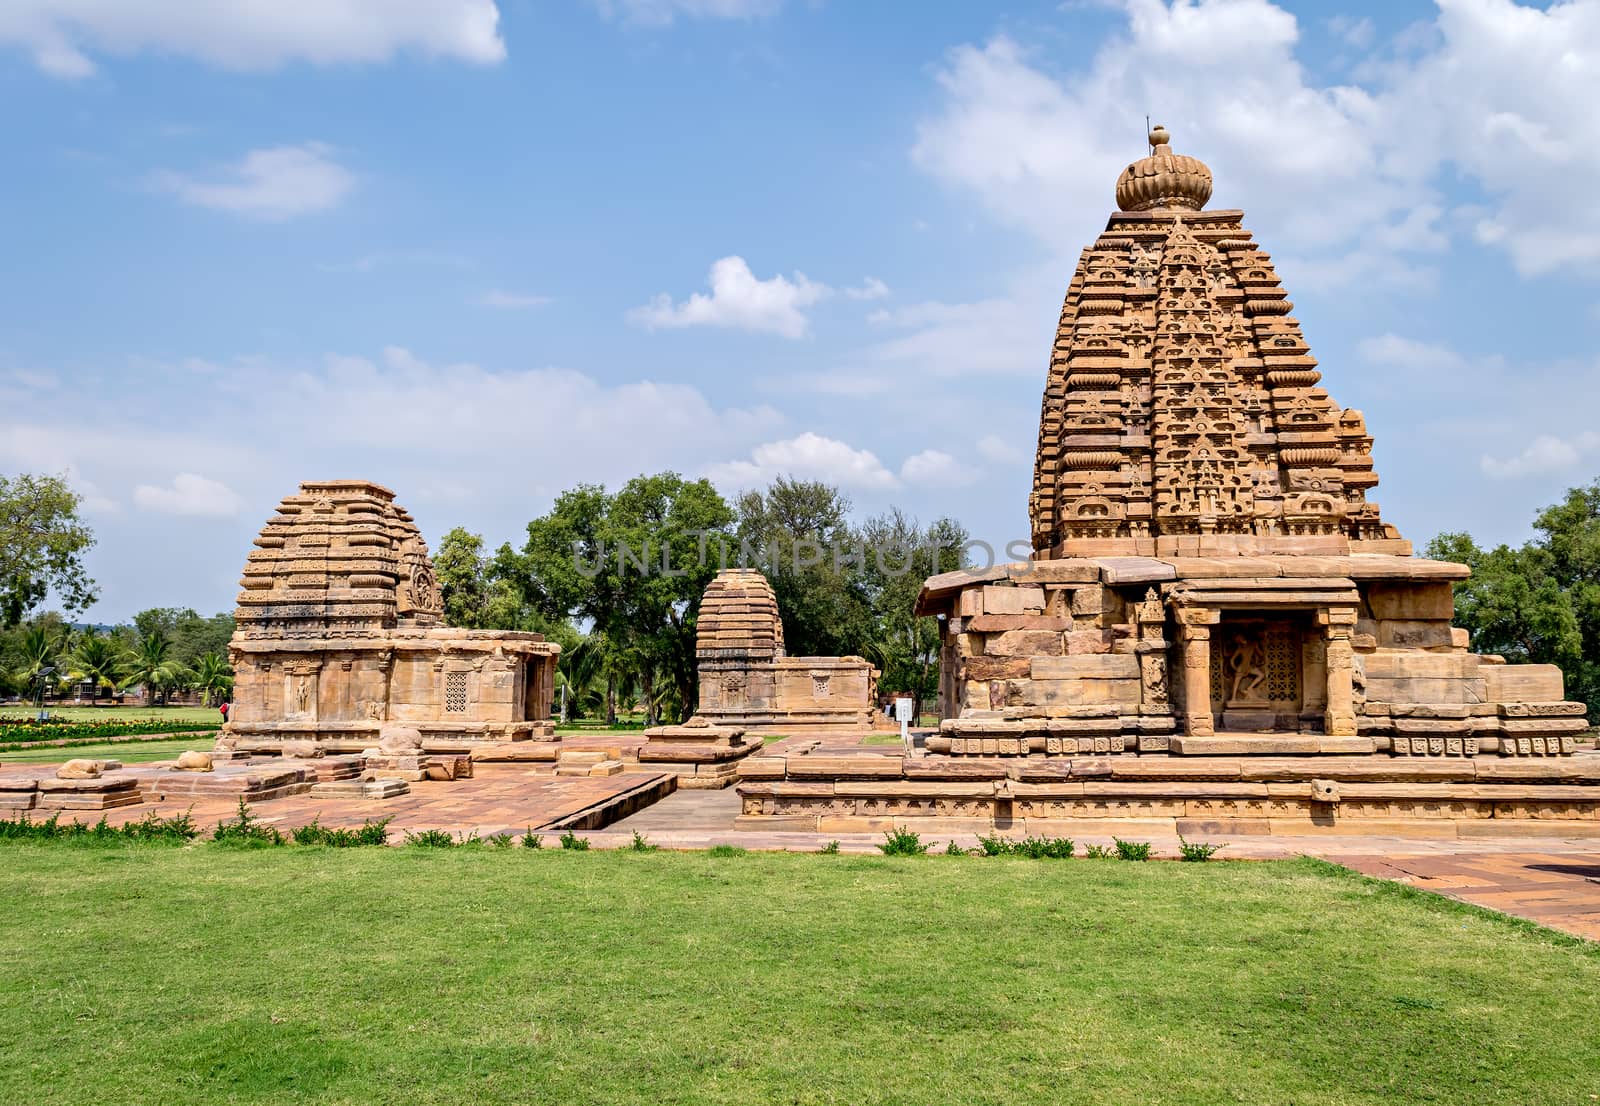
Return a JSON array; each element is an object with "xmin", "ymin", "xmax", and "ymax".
[
  {"xmin": 1, "ymin": 848, "xmax": 1595, "ymax": 1105},
  {"xmin": 0, "ymin": 736, "xmax": 209, "ymax": 765},
  {"xmin": 0, "ymin": 705, "xmax": 223, "ymax": 724}
]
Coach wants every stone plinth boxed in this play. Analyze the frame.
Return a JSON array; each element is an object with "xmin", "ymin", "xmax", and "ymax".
[
  {"xmin": 639, "ymin": 716, "xmax": 763, "ymax": 789},
  {"xmin": 222, "ymin": 481, "xmax": 560, "ymax": 755}
]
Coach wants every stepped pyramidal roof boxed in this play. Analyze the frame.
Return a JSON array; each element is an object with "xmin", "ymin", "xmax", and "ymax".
[{"xmin": 1030, "ymin": 126, "xmax": 1406, "ymax": 559}]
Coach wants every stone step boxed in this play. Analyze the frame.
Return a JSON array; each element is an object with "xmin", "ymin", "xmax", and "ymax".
[
  {"xmin": 1170, "ymin": 734, "xmax": 1374, "ymax": 756},
  {"xmin": 307, "ymin": 778, "xmax": 411, "ymax": 800}
]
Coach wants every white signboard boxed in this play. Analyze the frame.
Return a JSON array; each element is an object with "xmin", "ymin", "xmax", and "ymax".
[{"xmin": 894, "ymin": 697, "xmax": 914, "ymax": 723}]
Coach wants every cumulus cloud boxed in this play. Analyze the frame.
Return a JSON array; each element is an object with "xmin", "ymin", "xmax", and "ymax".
[
  {"xmin": 900, "ymin": 449, "xmax": 978, "ymax": 488},
  {"xmin": 629, "ymin": 256, "xmax": 842, "ymax": 339},
  {"xmin": 592, "ymin": 0, "xmax": 782, "ymax": 27},
  {"xmin": 0, "ymin": 0, "xmax": 505, "ymax": 78},
  {"xmin": 134, "ymin": 473, "xmax": 244, "ymax": 518},
  {"xmin": 976, "ymin": 434, "xmax": 1027, "ymax": 466},
  {"xmin": 866, "ymin": 295, "xmax": 1048, "ymax": 377},
  {"xmin": 705, "ymin": 432, "xmax": 900, "ymax": 491},
  {"xmin": 1481, "ymin": 432, "xmax": 1600, "ymax": 480},
  {"xmin": 151, "ymin": 144, "xmax": 355, "ymax": 220},
  {"xmin": 912, "ymin": 0, "xmax": 1600, "ymax": 281}
]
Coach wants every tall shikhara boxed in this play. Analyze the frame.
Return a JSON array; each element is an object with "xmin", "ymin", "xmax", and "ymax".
[{"xmin": 1030, "ymin": 126, "xmax": 1399, "ymax": 558}]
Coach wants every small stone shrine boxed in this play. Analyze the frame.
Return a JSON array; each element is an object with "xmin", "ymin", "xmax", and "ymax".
[
  {"xmin": 736, "ymin": 129, "xmax": 1598, "ymax": 833},
  {"xmin": 220, "ymin": 480, "xmax": 560, "ymax": 754},
  {"xmin": 691, "ymin": 569, "xmax": 879, "ymax": 732}
]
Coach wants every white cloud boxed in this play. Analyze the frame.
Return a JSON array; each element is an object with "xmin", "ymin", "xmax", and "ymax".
[
  {"xmin": 1356, "ymin": 333, "xmax": 1464, "ymax": 372},
  {"xmin": 867, "ymin": 296, "xmax": 1047, "ymax": 377},
  {"xmin": 629, "ymin": 256, "xmax": 832, "ymax": 339},
  {"xmin": 900, "ymin": 449, "xmax": 978, "ymax": 488},
  {"xmin": 478, "ymin": 290, "xmax": 552, "ymax": 309},
  {"xmin": 976, "ymin": 434, "xmax": 1026, "ymax": 466},
  {"xmin": 705, "ymin": 432, "xmax": 899, "ymax": 491},
  {"xmin": 152, "ymin": 144, "xmax": 354, "ymax": 220},
  {"xmin": 845, "ymin": 277, "xmax": 891, "ymax": 301},
  {"xmin": 0, "ymin": 0, "xmax": 505, "ymax": 78},
  {"xmin": 911, "ymin": 0, "xmax": 1600, "ymax": 282},
  {"xmin": 1481, "ymin": 432, "xmax": 1600, "ymax": 480},
  {"xmin": 593, "ymin": 0, "xmax": 781, "ymax": 27},
  {"xmin": 134, "ymin": 473, "xmax": 244, "ymax": 518}
]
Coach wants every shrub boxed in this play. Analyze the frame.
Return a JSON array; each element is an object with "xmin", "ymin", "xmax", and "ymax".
[
  {"xmin": 628, "ymin": 831, "xmax": 658, "ymax": 852},
  {"xmin": 1084, "ymin": 843, "xmax": 1115, "ymax": 859},
  {"xmin": 293, "ymin": 816, "xmax": 391, "ymax": 847},
  {"xmin": 707, "ymin": 844, "xmax": 747, "ymax": 857},
  {"xmin": 404, "ymin": 828, "xmax": 456, "ymax": 848},
  {"xmin": 878, "ymin": 826, "xmax": 928, "ymax": 856},
  {"xmin": 1113, "ymin": 837, "xmax": 1153, "ymax": 861},
  {"xmin": 559, "ymin": 830, "xmax": 590, "ymax": 851},
  {"xmin": 487, "ymin": 832, "xmax": 516, "ymax": 849},
  {"xmin": 0, "ymin": 810, "xmax": 197, "ymax": 844},
  {"xmin": 1177, "ymin": 835, "xmax": 1224, "ymax": 862},
  {"xmin": 212, "ymin": 799, "xmax": 285, "ymax": 847},
  {"xmin": 819, "ymin": 840, "xmax": 841, "ymax": 855},
  {"xmin": 522, "ymin": 828, "xmax": 543, "ymax": 849},
  {"xmin": 975, "ymin": 834, "xmax": 1074, "ymax": 859},
  {"xmin": 943, "ymin": 840, "xmax": 967, "ymax": 856}
]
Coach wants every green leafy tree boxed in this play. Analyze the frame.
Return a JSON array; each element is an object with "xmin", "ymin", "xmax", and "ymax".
[
  {"xmin": 122, "ymin": 629, "xmax": 188, "ymax": 705},
  {"xmin": 132, "ymin": 607, "xmax": 235, "ymax": 669},
  {"xmin": 65, "ymin": 630, "xmax": 127, "ymax": 704},
  {"xmin": 1428, "ymin": 478, "xmax": 1600, "ymax": 715},
  {"xmin": 514, "ymin": 473, "xmax": 735, "ymax": 724},
  {"xmin": 192, "ymin": 652, "xmax": 234, "ymax": 707},
  {"xmin": 436, "ymin": 526, "xmax": 558, "ymax": 633},
  {"xmin": 858, "ymin": 510, "xmax": 969, "ymax": 720},
  {"xmin": 9, "ymin": 623, "xmax": 66, "ymax": 700},
  {"xmin": 0, "ymin": 472, "xmax": 98, "ymax": 626},
  {"xmin": 733, "ymin": 478, "xmax": 874, "ymax": 657}
]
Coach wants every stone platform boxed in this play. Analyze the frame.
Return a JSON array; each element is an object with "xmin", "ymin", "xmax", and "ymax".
[{"xmin": 734, "ymin": 736, "xmax": 1600, "ymax": 836}]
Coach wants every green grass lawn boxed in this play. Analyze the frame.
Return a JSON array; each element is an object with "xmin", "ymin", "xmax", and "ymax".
[
  {"xmin": 1, "ymin": 848, "xmax": 1595, "ymax": 1105},
  {"xmin": 1, "ymin": 704, "xmax": 224, "ymax": 724},
  {"xmin": 0, "ymin": 736, "xmax": 209, "ymax": 765}
]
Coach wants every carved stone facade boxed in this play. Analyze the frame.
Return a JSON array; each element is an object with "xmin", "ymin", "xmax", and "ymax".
[
  {"xmin": 909, "ymin": 129, "xmax": 1586, "ymax": 760},
  {"xmin": 223, "ymin": 480, "xmax": 559, "ymax": 753},
  {"xmin": 691, "ymin": 569, "xmax": 879, "ymax": 732}
]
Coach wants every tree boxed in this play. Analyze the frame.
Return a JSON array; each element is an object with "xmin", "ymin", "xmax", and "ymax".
[
  {"xmin": 193, "ymin": 652, "xmax": 234, "ymax": 707},
  {"xmin": 122, "ymin": 629, "xmax": 188, "ymax": 705},
  {"xmin": 130, "ymin": 607, "xmax": 235, "ymax": 669},
  {"xmin": 733, "ymin": 478, "xmax": 874, "ymax": 657},
  {"xmin": 0, "ymin": 472, "xmax": 98, "ymax": 627},
  {"xmin": 858, "ymin": 510, "xmax": 969, "ymax": 721},
  {"xmin": 1428, "ymin": 478, "xmax": 1600, "ymax": 715},
  {"xmin": 436, "ymin": 526, "xmax": 558, "ymax": 633},
  {"xmin": 513, "ymin": 473, "xmax": 735, "ymax": 724},
  {"xmin": 9, "ymin": 623, "xmax": 65, "ymax": 700},
  {"xmin": 65, "ymin": 631, "xmax": 126, "ymax": 704}
]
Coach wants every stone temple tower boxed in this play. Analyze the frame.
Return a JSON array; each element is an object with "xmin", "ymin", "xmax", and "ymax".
[{"xmin": 915, "ymin": 127, "xmax": 1583, "ymax": 759}]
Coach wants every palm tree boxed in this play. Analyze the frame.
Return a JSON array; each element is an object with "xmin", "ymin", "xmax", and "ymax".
[
  {"xmin": 65, "ymin": 631, "xmax": 127, "ymax": 704},
  {"xmin": 193, "ymin": 652, "xmax": 234, "ymax": 707},
  {"xmin": 12, "ymin": 625, "xmax": 62, "ymax": 691},
  {"xmin": 122, "ymin": 630, "xmax": 187, "ymax": 706}
]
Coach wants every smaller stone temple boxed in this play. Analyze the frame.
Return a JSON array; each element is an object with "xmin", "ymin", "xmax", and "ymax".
[
  {"xmin": 222, "ymin": 480, "xmax": 559, "ymax": 754},
  {"xmin": 691, "ymin": 569, "xmax": 880, "ymax": 732}
]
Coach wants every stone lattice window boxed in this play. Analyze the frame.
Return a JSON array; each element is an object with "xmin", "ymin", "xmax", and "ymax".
[
  {"xmin": 812, "ymin": 675, "xmax": 831, "ymax": 698},
  {"xmin": 444, "ymin": 671, "xmax": 468, "ymax": 713}
]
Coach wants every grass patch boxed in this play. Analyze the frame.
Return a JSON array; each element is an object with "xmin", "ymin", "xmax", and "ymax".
[
  {"xmin": 0, "ymin": 851, "xmax": 1597, "ymax": 1105},
  {"xmin": 0, "ymin": 736, "xmax": 213, "ymax": 765},
  {"xmin": 860, "ymin": 732, "xmax": 905, "ymax": 746},
  {"xmin": 0, "ymin": 705, "xmax": 223, "ymax": 725}
]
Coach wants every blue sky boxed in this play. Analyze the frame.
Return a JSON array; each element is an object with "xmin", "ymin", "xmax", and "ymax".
[{"xmin": 3, "ymin": 0, "xmax": 1599, "ymax": 622}]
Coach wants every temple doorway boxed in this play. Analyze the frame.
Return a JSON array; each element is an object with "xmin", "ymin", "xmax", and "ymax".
[{"xmin": 1207, "ymin": 614, "xmax": 1311, "ymax": 732}]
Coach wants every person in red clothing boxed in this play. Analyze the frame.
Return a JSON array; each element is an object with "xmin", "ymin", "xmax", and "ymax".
[{"xmin": 219, "ymin": 701, "xmax": 231, "ymax": 726}]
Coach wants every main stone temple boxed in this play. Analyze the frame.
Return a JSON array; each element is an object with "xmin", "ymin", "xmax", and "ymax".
[
  {"xmin": 915, "ymin": 126, "xmax": 1582, "ymax": 757},
  {"xmin": 735, "ymin": 128, "xmax": 1597, "ymax": 834}
]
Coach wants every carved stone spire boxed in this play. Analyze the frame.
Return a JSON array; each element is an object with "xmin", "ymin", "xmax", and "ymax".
[{"xmin": 1115, "ymin": 124, "xmax": 1213, "ymax": 213}]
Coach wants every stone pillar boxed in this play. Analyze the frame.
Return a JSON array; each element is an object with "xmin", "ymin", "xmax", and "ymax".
[
  {"xmin": 1175, "ymin": 613, "xmax": 1217, "ymax": 736},
  {"xmin": 1321, "ymin": 610, "xmax": 1358, "ymax": 737}
]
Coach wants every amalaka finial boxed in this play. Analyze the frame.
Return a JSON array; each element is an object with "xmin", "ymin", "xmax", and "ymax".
[{"xmin": 1117, "ymin": 123, "xmax": 1212, "ymax": 213}]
